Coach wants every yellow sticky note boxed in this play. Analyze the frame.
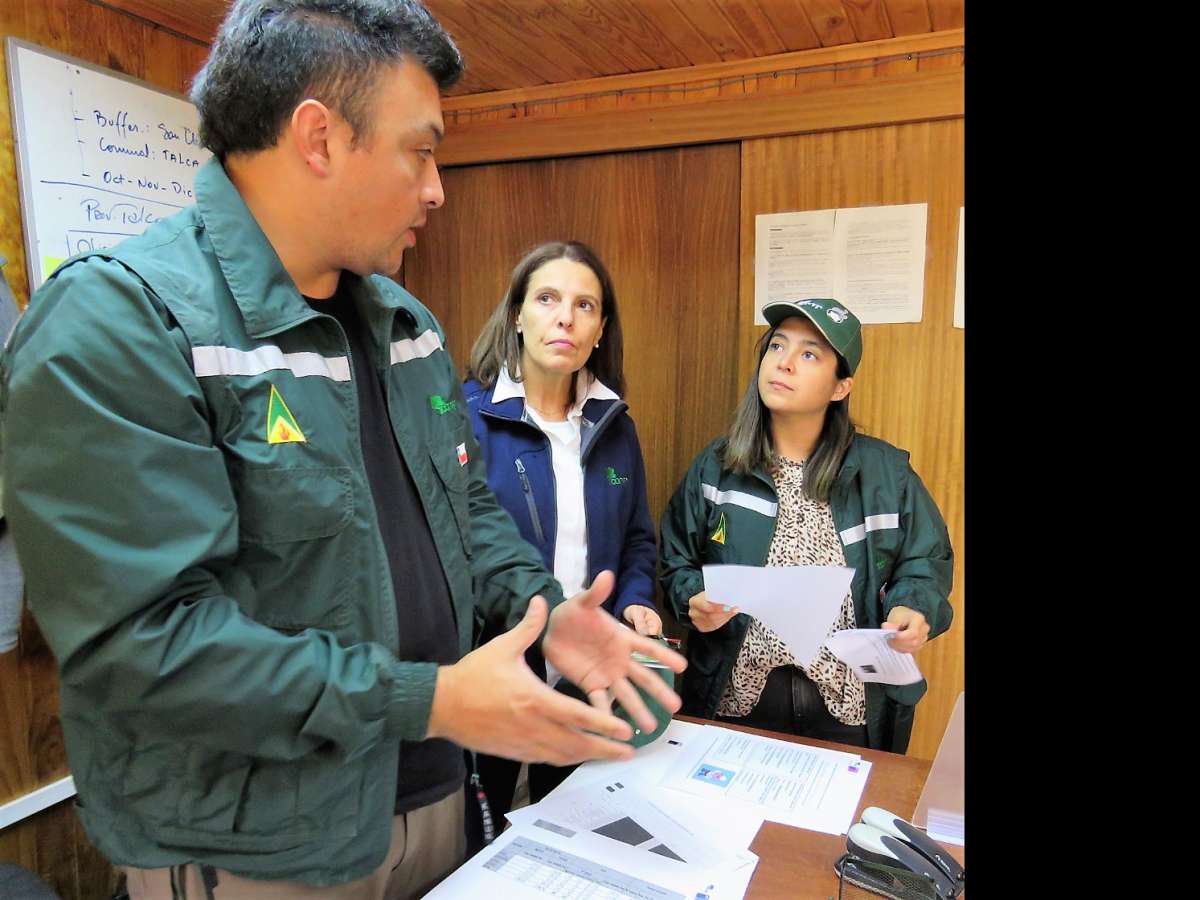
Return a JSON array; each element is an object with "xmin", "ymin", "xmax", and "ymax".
[{"xmin": 41, "ymin": 255, "xmax": 66, "ymax": 279}]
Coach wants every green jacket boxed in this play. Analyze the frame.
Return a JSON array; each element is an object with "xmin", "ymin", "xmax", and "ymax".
[
  {"xmin": 0, "ymin": 159, "xmax": 560, "ymax": 884},
  {"xmin": 659, "ymin": 435, "xmax": 953, "ymax": 754}
]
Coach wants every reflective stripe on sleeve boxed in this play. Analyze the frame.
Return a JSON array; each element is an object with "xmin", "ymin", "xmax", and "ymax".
[
  {"xmin": 839, "ymin": 513, "xmax": 900, "ymax": 546},
  {"xmin": 192, "ymin": 345, "xmax": 351, "ymax": 381},
  {"xmin": 390, "ymin": 329, "xmax": 443, "ymax": 364},
  {"xmin": 701, "ymin": 483, "xmax": 778, "ymax": 518}
]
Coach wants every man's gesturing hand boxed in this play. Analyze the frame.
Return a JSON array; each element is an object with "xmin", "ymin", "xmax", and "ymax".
[
  {"xmin": 543, "ymin": 571, "xmax": 687, "ymax": 734},
  {"xmin": 426, "ymin": 593, "xmax": 641, "ymax": 765}
]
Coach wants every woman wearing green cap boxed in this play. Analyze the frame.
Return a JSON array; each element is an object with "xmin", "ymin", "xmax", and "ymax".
[{"xmin": 658, "ymin": 299, "xmax": 953, "ymax": 752}]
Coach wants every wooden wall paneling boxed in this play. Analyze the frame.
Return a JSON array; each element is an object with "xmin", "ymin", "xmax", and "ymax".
[
  {"xmin": 515, "ymin": 0, "xmax": 661, "ymax": 74},
  {"xmin": 628, "ymin": 1, "xmax": 726, "ymax": 66},
  {"xmin": 752, "ymin": 0, "xmax": 823, "ymax": 52},
  {"xmin": 434, "ymin": 1, "xmax": 595, "ymax": 85},
  {"xmin": 835, "ymin": 58, "xmax": 877, "ymax": 82},
  {"xmin": 753, "ymin": 69, "xmax": 798, "ymax": 93},
  {"xmin": 710, "ymin": 1, "xmax": 789, "ymax": 58},
  {"xmin": 794, "ymin": 62, "xmax": 837, "ymax": 92},
  {"xmin": 662, "ymin": 144, "xmax": 743, "ymax": 565},
  {"xmin": 435, "ymin": 9, "xmax": 552, "ymax": 90},
  {"xmin": 799, "ymin": 0, "xmax": 860, "ymax": 45},
  {"xmin": 403, "ymin": 144, "xmax": 741, "ymax": 634},
  {"xmin": 66, "ymin": 0, "xmax": 112, "ymax": 74},
  {"xmin": 102, "ymin": 2, "xmax": 146, "ymax": 77},
  {"xmin": 584, "ymin": 91, "xmax": 620, "ymax": 113},
  {"xmin": 23, "ymin": 0, "xmax": 72, "ymax": 53},
  {"xmin": 882, "ymin": 0, "xmax": 934, "ymax": 34},
  {"xmin": 718, "ymin": 73, "xmax": 747, "ymax": 99},
  {"xmin": 667, "ymin": 0, "xmax": 755, "ymax": 60},
  {"xmin": 439, "ymin": 29, "xmax": 964, "ymax": 121},
  {"xmin": 141, "ymin": 24, "xmax": 184, "ymax": 95},
  {"xmin": 581, "ymin": 0, "xmax": 694, "ymax": 70},
  {"xmin": 842, "ymin": 0, "xmax": 895, "ymax": 42},
  {"xmin": 919, "ymin": 48, "xmax": 964, "ymax": 72},
  {"xmin": 875, "ymin": 53, "xmax": 919, "ymax": 77},
  {"xmin": 927, "ymin": 0, "xmax": 966, "ymax": 31},
  {"xmin": 738, "ymin": 119, "xmax": 964, "ymax": 760},
  {"xmin": 437, "ymin": 69, "xmax": 963, "ymax": 166},
  {"xmin": 98, "ymin": 0, "xmax": 220, "ymax": 44},
  {"xmin": 502, "ymin": 0, "xmax": 651, "ymax": 76}
]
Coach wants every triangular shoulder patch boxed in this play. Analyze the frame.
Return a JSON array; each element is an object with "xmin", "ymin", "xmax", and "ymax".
[{"xmin": 266, "ymin": 384, "xmax": 307, "ymax": 444}]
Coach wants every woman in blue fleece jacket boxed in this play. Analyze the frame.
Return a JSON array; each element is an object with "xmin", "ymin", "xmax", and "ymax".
[{"xmin": 462, "ymin": 240, "xmax": 661, "ymax": 821}]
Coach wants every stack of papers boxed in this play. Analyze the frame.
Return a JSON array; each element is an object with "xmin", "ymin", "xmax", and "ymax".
[
  {"xmin": 431, "ymin": 720, "xmax": 872, "ymax": 899},
  {"xmin": 433, "ymin": 561, "xmax": 926, "ymax": 897}
]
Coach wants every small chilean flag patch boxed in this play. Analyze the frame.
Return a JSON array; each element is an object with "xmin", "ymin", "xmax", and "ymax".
[{"xmin": 456, "ymin": 442, "xmax": 468, "ymax": 466}]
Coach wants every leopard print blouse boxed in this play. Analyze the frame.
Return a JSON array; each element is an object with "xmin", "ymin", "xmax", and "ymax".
[{"xmin": 715, "ymin": 454, "xmax": 867, "ymax": 725}]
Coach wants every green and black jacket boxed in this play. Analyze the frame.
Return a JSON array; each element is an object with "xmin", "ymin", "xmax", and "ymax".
[
  {"xmin": 0, "ymin": 159, "xmax": 560, "ymax": 884},
  {"xmin": 659, "ymin": 435, "xmax": 953, "ymax": 754}
]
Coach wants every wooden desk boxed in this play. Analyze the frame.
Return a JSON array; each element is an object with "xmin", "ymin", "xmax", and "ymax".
[{"xmin": 676, "ymin": 717, "xmax": 963, "ymax": 899}]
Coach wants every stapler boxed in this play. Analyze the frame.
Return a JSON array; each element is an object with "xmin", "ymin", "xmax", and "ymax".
[{"xmin": 833, "ymin": 806, "xmax": 965, "ymax": 899}]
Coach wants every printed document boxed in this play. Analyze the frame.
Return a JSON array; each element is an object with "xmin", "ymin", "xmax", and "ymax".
[
  {"xmin": 824, "ymin": 628, "xmax": 924, "ymax": 685},
  {"xmin": 660, "ymin": 724, "xmax": 870, "ymax": 835},
  {"xmin": 506, "ymin": 775, "xmax": 732, "ymax": 869},
  {"xmin": 427, "ymin": 816, "xmax": 758, "ymax": 899}
]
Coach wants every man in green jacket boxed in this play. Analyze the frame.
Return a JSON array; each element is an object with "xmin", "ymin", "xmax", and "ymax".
[{"xmin": 0, "ymin": 2, "xmax": 683, "ymax": 897}]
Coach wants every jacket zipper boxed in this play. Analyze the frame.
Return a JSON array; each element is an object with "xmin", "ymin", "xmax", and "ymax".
[{"xmin": 514, "ymin": 458, "xmax": 545, "ymax": 545}]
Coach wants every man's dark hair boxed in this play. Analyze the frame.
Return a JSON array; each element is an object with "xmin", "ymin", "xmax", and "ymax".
[{"xmin": 191, "ymin": 0, "xmax": 464, "ymax": 159}]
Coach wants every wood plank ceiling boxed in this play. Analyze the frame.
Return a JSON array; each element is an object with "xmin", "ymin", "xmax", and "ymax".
[{"xmin": 97, "ymin": 1, "xmax": 965, "ymax": 97}]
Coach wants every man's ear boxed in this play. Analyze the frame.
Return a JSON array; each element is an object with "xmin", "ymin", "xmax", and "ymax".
[
  {"xmin": 832, "ymin": 375, "xmax": 854, "ymax": 402},
  {"xmin": 289, "ymin": 99, "xmax": 336, "ymax": 177}
]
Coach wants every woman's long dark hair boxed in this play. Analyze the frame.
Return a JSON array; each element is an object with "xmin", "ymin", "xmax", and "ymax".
[
  {"xmin": 466, "ymin": 240, "xmax": 626, "ymax": 398},
  {"xmin": 720, "ymin": 324, "xmax": 855, "ymax": 502}
]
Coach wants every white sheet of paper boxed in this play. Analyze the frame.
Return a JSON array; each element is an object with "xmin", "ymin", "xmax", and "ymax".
[
  {"xmin": 506, "ymin": 774, "xmax": 732, "ymax": 870},
  {"xmin": 660, "ymin": 724, "xmax": 870, "ymax": 835},
  {"xmin": 540, "ymin": 719, "xmax": 768, "ymax": 854},
  {"xmin": 754, "ymin": 209, "xmax": 837, "ymax": 324},
  {"xmin": 833, "ymin": 203, "xmax": 928, "ymax": 324},
  {"xmin": 953, "ymin": 206, "xmax": 964, "ymax": 329},
  {"xmin": 702, "ymin": 564, "xmax": 853, "ymax": 668},
  {"xmin": 824, "ymin": 628, "xmax": 924, "ymax": 685},
  {"xmin": 429, "ymin": 819, "xmax": 759, "ymax": 900}
]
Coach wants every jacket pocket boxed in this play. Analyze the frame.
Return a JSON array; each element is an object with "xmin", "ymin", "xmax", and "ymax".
[
  {"xmin": 235, "ymin": 466, "xmax": 353, "ymax": 544},
  {"xmin": 157, "ymin": 746, "xmax": 344, "ymax": 852}
]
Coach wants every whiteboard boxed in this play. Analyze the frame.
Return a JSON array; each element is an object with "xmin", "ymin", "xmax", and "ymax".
[{"xmin": 5, "ymin": 38, "xmax": 212, "ymax": 293}]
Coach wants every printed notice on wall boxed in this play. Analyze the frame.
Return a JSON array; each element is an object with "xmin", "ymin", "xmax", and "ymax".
[
  {"xmin": 754, "ymin": 204, "xmax": 928, "ymax": 325},
  {"xmin": 754, "ymin": 210, "xmax": 836, "ymax": 318},
  {"xmin": 953, "ymin": 207, "xmax": 964, "ymax": 329}
]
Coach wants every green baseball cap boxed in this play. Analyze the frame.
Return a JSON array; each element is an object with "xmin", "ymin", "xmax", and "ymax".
[{"xmin": 762, "ymin": 298, "xmax": 863, "ymax": 375}]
